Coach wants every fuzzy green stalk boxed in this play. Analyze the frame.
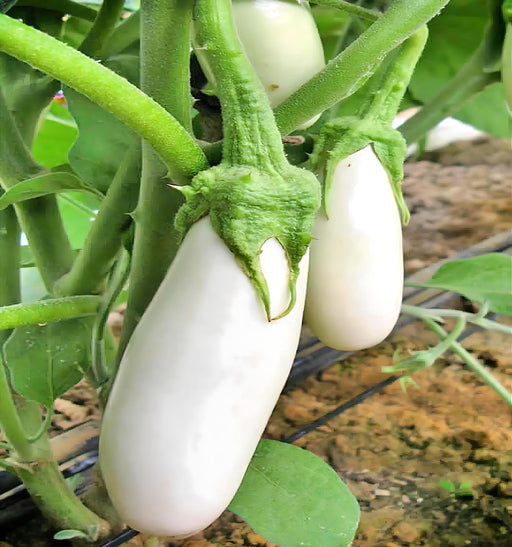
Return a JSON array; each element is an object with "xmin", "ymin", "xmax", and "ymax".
[
  {"xmin": 311, "ymin": 0, "xmax": 379, "ymax": 21},
  {"xmin": 195, "ymin": 0, "xmax": 287, "ymax": 170},
  {"xmin": 98, "ymin": 10, "xmax": 141, "ymax": 59},
  {"xmin": 274, "ymin": 0, "xmax": 451, "ymax": 134},
  {"xmin": 0, "ymin": 296, "xmax": 100, "ymax": 330},
  {"xmin": 423, "ymin": 318, "xmax": 512, "ymax": 406},
  {"xmin": 401, "ymin": 305, "xmax": 512, "ymax": 336},
  {"xmin": 55, "ymin": 144, "xmax": 141, "ymax": 297},
  {"xmin": 79, "ymin": 0, "xmax": 126, "ymax": 58},
  {"xmin": 0, "ymin": 205, "xmax": 20, "ymax": 344},
  {"xmin": 16, "ymin": 0, "xmax": 98, "ymax": 21},
  {"xmin": 0, "ymin": 13, "xmax": 207, "ymax": 180},
  {"xmin": 399, "ymin": 45, "xmax": 501, "ymax": 144},
  {"xmin": 118, "ymin": 0, "xmax": 196, "ymax": 358},
  {"xmin": 0, "ymin": 89, "xmax": 74, "ymax": 290}
]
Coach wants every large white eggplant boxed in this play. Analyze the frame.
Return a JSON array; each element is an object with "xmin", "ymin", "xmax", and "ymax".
[{"xmin": 100, "ymin": 217, "xmax": 308, "ymax": 538}]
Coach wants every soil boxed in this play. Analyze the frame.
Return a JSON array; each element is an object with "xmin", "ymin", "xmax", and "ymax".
[{"xmin": 1, "ymin": 137, "xmax": 511, "ymax": 547}]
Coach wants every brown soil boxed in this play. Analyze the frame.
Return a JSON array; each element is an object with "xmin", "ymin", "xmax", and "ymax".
[{"xmin": 2, "ymin": 138, "xmax": 511, "ymax": 547}]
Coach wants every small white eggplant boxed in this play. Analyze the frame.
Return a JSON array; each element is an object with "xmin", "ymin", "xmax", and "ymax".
[
  {"xmin": 99, "ymin": 217, "xmax": 308, "ymax": 538},
  {"xmin": 304, "ymin": 145, "xmax": 403, "ymax": 351}
]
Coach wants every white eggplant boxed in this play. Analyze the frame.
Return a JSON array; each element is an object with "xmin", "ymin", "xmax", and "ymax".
[
  {"xmin": 304, "ymin": 145, "xmax": 403, "ymax": 351},
  {"xmin": 99, "ymin": 217, "xmax": 308, "ymax": 538},
  {"xmin": 231, "ymin": 0, "xmax": 325, "ymax": 111}
]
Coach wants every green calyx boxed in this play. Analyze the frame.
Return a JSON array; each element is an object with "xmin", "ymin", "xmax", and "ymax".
[
  {"xmin": 310, "ymin": 117, "xmax": 410, "ymax": 224},
  {"xmin": 175, "ymin": 163, "xmax": 320, "ymax": 321}
]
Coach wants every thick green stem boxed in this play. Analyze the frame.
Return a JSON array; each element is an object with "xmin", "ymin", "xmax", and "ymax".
[
  {"xmin": 0, "ymin": 296, "xmax": 99, "ymax": 330},
  {"xmin": 399, "ymin": 46, "xmax": 500, "ymax": 144},
  {"xmin": 16, "ymin": 0, "xmax": 98, "ymax": 21},
  {"xmin": 0, "ymin": 13, "xmax": 208, "ymax": 180},
  {"xmin": 16, "ymin": 457, "xmax": 111, "ymax": 540},
  {"xmin": 274, "ymin": 0, "xmax": 451, "ymax": 134},
  {"xmin": 0, "ymin": 89, "xmax": 74, "ymax": 290},
  {"xmin": 79, "ymin": 0, "xmax": 126, "ymax": 58},
  {"xmin": 423, "ymin": 318, "xmax": 512, "ymax": 406},
  {"xmin": 311, "ymin": 0, "xmax": 379, "ymax": 21},
  {"xmin": 12, "ymin": 400, "xmax": 110, "ymax": 540},
  {"xmin": 119, "ymin": 0, "xmax": 195, "ymax": 357},
  {"xmin": 0, "ymin": 359, "xmax": 35, "ymax": 460},
  {"xmin": 195, "ymin": 0, "xmax": 286, "ymax": 169},
  {"xmin": 55, "ymin": 144, "xmax": 141, "ymax": 296},
  {"xmin": 98, "ymin": 10, "xmax": 141, "ymax": 59}
]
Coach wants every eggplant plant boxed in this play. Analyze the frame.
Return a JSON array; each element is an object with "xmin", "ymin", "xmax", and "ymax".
[{"xmin": 0, "ymin": 0, "xmax": 510, "ymax": 545}]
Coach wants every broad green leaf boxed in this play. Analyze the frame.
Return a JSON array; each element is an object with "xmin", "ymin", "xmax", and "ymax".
[
  {"xmin": 409, "ymin": 0, "xmax": 509, "ymax": 137},
  {"xmin": 408, "ymin": 254, "xmax": 512, "ymax": 315},
  {"xmin": 0, "ymin": 172, "xmax": 102, "ymax": 210},
  {"xmin": 65, "ymin": 54, "xmax": 139, "ymax": 193},
  {"xmin": 4, "ymin": 317, "xmax": 94, "ymax": 407},
  {"xmin": 32, "ymin": 102, "xmax": 78, "ymax": 169},
  {"xmin": 229, "ymin": 440, "xmax": 360, "ymax": 547}
]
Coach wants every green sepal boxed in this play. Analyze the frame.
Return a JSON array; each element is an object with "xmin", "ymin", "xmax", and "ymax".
[
  {"xmin": 310, "ymin": 117, "xmax": 410, "ymax": 224},
  {"xmin": 175, "ymin": 163, "xmax": 320, "ymax": 321}
]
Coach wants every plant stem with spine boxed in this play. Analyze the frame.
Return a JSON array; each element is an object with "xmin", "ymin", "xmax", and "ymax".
[{"xmin": 119, "ymin": 0, "xmax": 196, "ymax": 358}]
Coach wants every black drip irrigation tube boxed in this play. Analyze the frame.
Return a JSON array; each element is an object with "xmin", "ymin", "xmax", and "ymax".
[{"xmin": 1, "ymin": 230, "xmax": 511, "ymax": 545}]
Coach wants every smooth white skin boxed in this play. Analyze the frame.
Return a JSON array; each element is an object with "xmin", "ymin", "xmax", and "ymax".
[
  {"xmin": 304, "ymin": 146, "xmax": 403, "ymax": 351},
  {"xmin": 232, "ymin": 0, "xmax": 325, "ymax": 127},
  {"xmin": 100, "ymin": 218, "xmax": 308, "ymax": 538}
]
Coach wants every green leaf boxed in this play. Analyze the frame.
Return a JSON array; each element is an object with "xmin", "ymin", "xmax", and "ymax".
[
  {"xmin": 32, "ymin": 102, "xmax": 78, "ymax": 169},
  {"xmin": 4, "ymin": 317, "xmax": 94, "ymax": 407},
  {"xmin": 439, "ymin": 479, "xmax": 455, "ymax": 492},
  {"xmin": 54, "ymin": 529, "xmax": 89, "ymax": 540},
  {"xmin": 407, "ymin": 254, "xmax": 512, "ymax": 315},
  {"xmin": 229, "ymin": 440, "xmax": 360, "ymax": 547},
  {"xmin": 0, "ymin": 172, "xmax": 102, "ymax": 210},
  {"xmin": 65, "ymin": 54, "xmax": 139, "ymax": 192},
  {"xmin": 409, "ymin": 0, "xmax": 509, "ymax": 137},
  {"xmin": 58, "ymin": 192, "xmax": 102, "ymax": 249}
]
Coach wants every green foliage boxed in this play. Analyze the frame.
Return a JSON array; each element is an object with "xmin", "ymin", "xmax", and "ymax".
[
  {"xmin": 439, "ymin": 479, "xmax": 474, "ymax": 498},
  {"xmin": 408, "ymin": 253, "xmax": 512, "ymax": 316},
  {"xmin": 3, "ymin": 317, "xmax": 94, "ymax": 407},
  {"xmin": 229, "ymin": 440, "xmax": 360, "ymax": 547},
  {"xmin": 65, "ymin": 55, "xmax": 139, "ymax": 193},
  {"xmin": 32, "ymin": 102, "xmax": 77, "ymax": 169},
  {"xmin": 0, "ymin": 172, "xmax": 102, "ymax": 210},
  {"xmin": 409, "ymin": 0, "xmax": 509, "ymax": 136}
]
